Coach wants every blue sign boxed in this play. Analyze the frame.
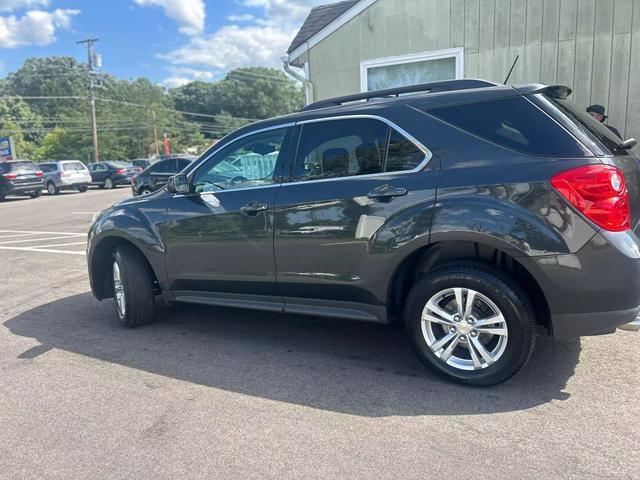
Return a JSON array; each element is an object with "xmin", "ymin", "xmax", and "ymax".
[{"xmin": 0, "ymin": 136, "xmax": 15, "ymax": 160}]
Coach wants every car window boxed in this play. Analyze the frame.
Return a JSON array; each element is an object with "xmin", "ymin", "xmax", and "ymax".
[
  {"xmin": 193, "ymin": 128, "xmax": 288, "ymax": 193},
  {"xmin": 39, "ymin": 163, "xmax": 57, "ymax": 173},
  {"xmin": 385, "ymin": 130, "xmax": 427, "ymax": 172},
  {"xmin": 176, "ymin": 159, "xmax": 191, "ymax": 170},
  {"xmin": 294, "ymin": 119, "xmax": 389, "ymax": 181},
  {"xmin": 89, "ymin": 164, "xmax": 107, "ymax": 172},
  {"xmin": 62, "ymin": 162, "xmax": 86, "ymax": 171},
  {"xmin": 427, "ymin": 97, "xmax": 587, "ymax": 157},
  {"xmin": 149, "ymin": 160, "xmax": 175, "ymax": 173},
  {"xmin": 108, "ymin": 161, "xmax": 132, "ymax": 168},
  {"xmin": 8, "ymin": 161, "xmax": 38, "ymax": 172}
]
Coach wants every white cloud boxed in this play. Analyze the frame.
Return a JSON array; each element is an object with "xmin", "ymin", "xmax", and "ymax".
[
  {"xmin": 161, "ymin": 77, "xmax": 191, "ymax": 88},
  {"xmin": 161, "ymin": 24, "xmax": 294, "ymax": 72},
  {"xmin": 0, "ymin": 9, "xmax": 79, "ymax": 48},
  {"xmin": 133, "ymin": 0, "xmax": 205, "ymax": 35},
  {"xmin": 227, "ymin": 14, "xmax": 255, "ymax": 23},
  {"xmin": 241, "ymin": 0, "xmax": 326, "ymax": 22},
  {"xmin": 0, "ymin": 0, "xmax": 49, "ymax": 12}
]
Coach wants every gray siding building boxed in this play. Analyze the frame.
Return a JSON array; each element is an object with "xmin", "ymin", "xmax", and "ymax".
[{"xmin": 286, "ymin": 0, "xmax": 640, "ymax": 140}]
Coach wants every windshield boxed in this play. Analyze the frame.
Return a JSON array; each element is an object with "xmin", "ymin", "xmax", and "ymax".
[
  {"xmin": 108, "ymin": 161, "xmax": 133, "ymax": 168},
  {"xmin": 7, "ymin": 161, "xmax": 39, "ymax": 172}
]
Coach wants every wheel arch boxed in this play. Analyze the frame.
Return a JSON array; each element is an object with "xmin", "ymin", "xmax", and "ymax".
[
  {"xmin": 387, "ymin": 238, "xmax": 552, "ymax": 333},
  {"xmin": 89, "ymin": 235, "xmax": 161, "ymax": 301}
]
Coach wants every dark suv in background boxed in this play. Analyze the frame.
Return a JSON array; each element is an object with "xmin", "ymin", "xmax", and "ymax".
[
  {"xmin": 0, "ymin": 160, "xmax": 44, "ymax": 201},
  {"xmin": 87, "ymin": 80, "xmax": 640, "ymax": 386},
  {"xmin": 131, "ymin": 157, "xmax": 195, "ymax": 196},
  {"xmin": 88, "ymin": 161, "xmax": 138, "ymax": 189}
]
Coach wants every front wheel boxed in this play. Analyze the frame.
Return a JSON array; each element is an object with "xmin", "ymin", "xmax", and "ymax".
[
  {"xmin": 29, "ymin": 190, "xmax": 42, "ymax": 198},
  {"xmin": 77, "ymin": 186, "xmax": 88, "ymax": 192},
  {"xmin": 104, "ymin": 177, "xmax": 115, "ymax": 189},
  {"xmin": 112, "ymin": 246, "xmax": 156, "ymax": 327},
  {"xmin": 404, "ymin": 264, "xmax": 536, "ymax": 386}
]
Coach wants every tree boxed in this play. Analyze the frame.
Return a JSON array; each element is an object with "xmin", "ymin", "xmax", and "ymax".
[{"xmin": 0, "ymin": 98, "xmax": 42, "ymax": 159}]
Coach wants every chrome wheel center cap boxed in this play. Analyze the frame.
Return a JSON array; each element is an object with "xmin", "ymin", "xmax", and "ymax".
[{"xmin": 458, "ymin": 321, "xmax": 472, "ymax": 336}]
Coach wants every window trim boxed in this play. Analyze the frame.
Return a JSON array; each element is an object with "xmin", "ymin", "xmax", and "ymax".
[
  {"xmin": 360, "ymin": 48, "xmax": 465, "ymax": 93},
  {"xmin": 188, "ymin": 116, "xmax": 433, "ymax": 194}
]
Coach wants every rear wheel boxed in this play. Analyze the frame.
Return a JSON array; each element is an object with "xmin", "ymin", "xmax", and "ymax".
[
  {"xmin": 77, "ymin": 185, "xmax": 88, "ymax": 192},
  {"xmin": 46, "ymin": 182, "xmax": 59, "ymax": 195},
  {"xmin": 111, "ymin": 246, "xmax": 156, "ymax": 327},
  {"xmin": 404, "ymin": 264, "xmax": 536, "ymax": 386},
  {"xmin": 104, "ymin": 177, "xmax": 115, "ymax": 189},
  {"xmin": 29, "ymin": 190, "xmax": 42, "ymax": 198}
]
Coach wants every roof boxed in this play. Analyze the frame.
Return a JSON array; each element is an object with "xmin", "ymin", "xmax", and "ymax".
[{"xmin": 287, "ymin": 0, "xmax": 359, "ymax": 54}]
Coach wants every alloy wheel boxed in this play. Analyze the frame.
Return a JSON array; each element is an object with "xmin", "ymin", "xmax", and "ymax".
[
  {"xmin": 421, "ymin": 287, "xmax": 508, "ymax": 371},
  {"xmin": 113, "ymin": 261, "xmax": 126, "ymax": 318}
]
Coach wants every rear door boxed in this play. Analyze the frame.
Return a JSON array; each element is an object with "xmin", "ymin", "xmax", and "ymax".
[
  {"xmin": 88, "ymin": 163, "xmax": 107, "ymax": 183},
  {"xmin": 273, "ymin": 116, "xmax": 438, "ymax": 321}
]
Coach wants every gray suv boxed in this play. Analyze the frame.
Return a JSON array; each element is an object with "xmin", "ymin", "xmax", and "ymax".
[
  {"xmin": 87, "ymin": 80, "xmax": 640, "ymax": 386},
  {"xmin": 39, "ymin": 160, "xmax": 91, "ymax": 195}
]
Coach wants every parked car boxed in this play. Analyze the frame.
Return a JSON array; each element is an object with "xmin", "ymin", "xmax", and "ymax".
[
  {"xmin": 131, "ymin": 157, "xmax": 195, "ymax": 196},
  {"xmin": 88, "ymin": 161, "xmax": 137, "ymax": 189},
  {"xmin": 0, "ymin": 160, "xmax": 44, "ymax": 201},
  {"xmin": 87, "ymin": 79, "xmax": 640, "ymax": 386},
  {"xmin": 129, "ymin": 159, "xmax": 153, "ymax": 172},
  {"xmin": 39, "ymin": 160, "xmax": 91, "ymax": 195}
]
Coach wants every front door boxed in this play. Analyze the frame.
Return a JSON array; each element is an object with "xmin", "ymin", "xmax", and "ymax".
[
  {"xmin": 160, "ymin": 126, "xmax": 295, "ymax": 308},
  {"xmin": 273, "ymin": 117, "xmax": 439, "ymax": 321}
]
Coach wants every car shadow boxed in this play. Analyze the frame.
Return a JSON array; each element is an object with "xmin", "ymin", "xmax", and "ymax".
[{"xmin": 4, "ymin": 292, "xmax": 580, "ymax": 417}]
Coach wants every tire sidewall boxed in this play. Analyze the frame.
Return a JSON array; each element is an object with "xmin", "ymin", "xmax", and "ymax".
[
  {"xmin": 47, "ymin": 183, "xmax": 58, "ymax": 195},
  {"xmin": 405, "ymin": 268, "xmax": 534, "ymax": 386},
  {"xmin": 105, "ymin": 178, "xmax": 114, "ymax": 189},
  {"xmin": 111, "ymin": 254, "xmax": 127, "ymax": 323}
]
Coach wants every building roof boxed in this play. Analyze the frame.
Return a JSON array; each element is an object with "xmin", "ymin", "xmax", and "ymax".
[{"xmin": 287, "ymin": 0, "xmax": 359, "ymax": 54}]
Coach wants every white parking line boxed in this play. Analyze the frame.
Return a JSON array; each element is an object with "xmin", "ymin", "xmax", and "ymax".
[
  {"xmin": 0, "ymin": 229, "xmax": 86, "ymax": 236},
  {"xmin": 0, "ymin": 229, "xmax": 87, "ymax": 256},
  {"xmin": 0, "ymin": 246, "xmax": 85, "ymax": 256},
  {"xmin": 31, "ymin": 241, "xmax": 87, "ymax": 249},
  {"xmin": 0, "ymin": 236, "xmax": 85, "ymax": 245}
]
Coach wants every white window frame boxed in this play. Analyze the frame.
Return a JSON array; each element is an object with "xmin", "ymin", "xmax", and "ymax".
[{"xmin": 360, "ymin": 47, "xmax": 465, "ymax": 92}]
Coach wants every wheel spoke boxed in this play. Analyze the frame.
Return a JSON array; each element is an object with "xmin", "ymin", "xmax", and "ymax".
[
  {"xmin": 453, "ymin": 288, "xmax": 465, "ymax": 316},
  {"xmin": 422, "ymin": 313, "xmax": 455, "ymax": 326},
  {"xmin": 440, "ymin": 335, "xmax": 461, "ymax": 362},
  {"xmin": 430, "ymin": 331, "xmax": 457, "ymax": 352},
  {"xmin": 426, "ymin": 300, "xmax": 455, "ymax": 323},
  {"xmin": 467, "ymin": 338, "xmax": 483, "ymax": 368},
  {"xmin": 473, "ymin": 313, "xmax": 505, "ymax": 327},
  {"xmin": 463, "ymin": 289, "xmax": 476, "ymax": 321},
  {"xmin": 474, "ymin": 327, "xmax": 508, "ymax": 336},
  {"xmin": 470, "ymin": 336, "xmax": 494, "ymax": 365}
]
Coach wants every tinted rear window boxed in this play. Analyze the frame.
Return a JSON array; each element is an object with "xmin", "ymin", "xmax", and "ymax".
[
  {"xmin": 108, "ymin": 161, "xmax": 133, "ymax": 168},
  {"xmin": 62, "ymin": 162, "xmax": 87, "ymax": 171},
  {"xmin": 7, "ymin": 161, "xmax": 39, "ymax": 172},
  {"xmin": 427, "ymin": 97, "xmax": 587, "ymax": 157},
  {"xmin": 39, "ymin": 163, "xmax": 57, "ymax": 173}
]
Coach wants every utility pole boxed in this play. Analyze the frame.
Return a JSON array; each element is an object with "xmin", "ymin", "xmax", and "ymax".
[
  {"xmin": 77, "ymin": 38, "xmax": 100, "ymax": 162},
  {"xmin": 151, "ymin": 110, "xmax": 160, "ymax": 158}
]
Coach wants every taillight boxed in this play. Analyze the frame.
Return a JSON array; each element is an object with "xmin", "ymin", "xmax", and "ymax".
[
  {"xmin": 116, "ymin": 168, "xmax": 126, "ymax": 174},
  {"xmin": 2, "ymin": 173, "xmax": 17, "ymax": 180},
  {"xmin": 36, "ymin": 171, "xmax": 43, "ymax": 177},
  {"xmin": 551, "ymin": 164, "xmax": 630, "ymax": 232}
]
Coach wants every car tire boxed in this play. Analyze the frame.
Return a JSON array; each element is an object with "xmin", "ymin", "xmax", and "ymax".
[
  {"xmin": 46, "ymin": 182, "xmax": 59, "ymax": 195},
  {"xmin": 77, "ymin": 186, "xmax": 88, "ymax": 192},
  {"xmin": 111, "ymin": 245, "xmax": 156, "ymax": 327},
  {"xmin": 104, "ymin": 177, "xmax": 115, "ymax": 189},
  {"xmin": 403, "ymin": 263, "xmax": 536, "ymax": 387},
  {"xmin": 29, "ymin": 190, "xmax": 42, "ymax": 198}
]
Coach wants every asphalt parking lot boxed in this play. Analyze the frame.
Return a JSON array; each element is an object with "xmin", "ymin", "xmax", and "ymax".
[{"xmin": 0, "ymin": 187, "xmax": 638, "ymax": 479}]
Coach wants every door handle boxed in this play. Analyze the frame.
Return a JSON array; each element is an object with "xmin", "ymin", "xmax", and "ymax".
[
  {"xmin": 241, "ymin": 201, "xmax": 269, "ymax": 215},
  {"xmin": 367, "ymin": 184, "xmax": 408, "ymax": 201}
]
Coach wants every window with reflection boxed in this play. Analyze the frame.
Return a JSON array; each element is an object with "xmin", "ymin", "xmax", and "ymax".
[{"xmin": 193, "ymin": 128, "xmax": 287, "ymax": 193}]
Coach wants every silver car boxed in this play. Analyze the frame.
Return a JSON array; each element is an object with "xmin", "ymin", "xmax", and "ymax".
[{"xmin": 39, "ymin": 160, "xmax": 92, "ymax": 195}]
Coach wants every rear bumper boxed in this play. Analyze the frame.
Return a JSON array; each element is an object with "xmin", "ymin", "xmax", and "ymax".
[
  {"xmin": 3, "ymin": 182, "xmax": 44, "ymax": 195},
  {"xmin": 527, "ymin": 230, "xmax": 640, "ymax": 340}
]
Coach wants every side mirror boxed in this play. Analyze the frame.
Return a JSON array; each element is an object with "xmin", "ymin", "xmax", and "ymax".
[{"xmin": 167, "ymin": 173, "xmax": 190, "ymax": 194}]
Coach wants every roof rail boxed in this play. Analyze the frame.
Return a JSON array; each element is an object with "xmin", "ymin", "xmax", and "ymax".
[{"xmin": 302, "ymin": 79, "xmax": 499, "ymax": 111}]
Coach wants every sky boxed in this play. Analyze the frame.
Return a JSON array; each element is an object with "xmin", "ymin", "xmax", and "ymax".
[{"xmin": 0, "ymin": 0, "xmax": 327, "ymax": 87}]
